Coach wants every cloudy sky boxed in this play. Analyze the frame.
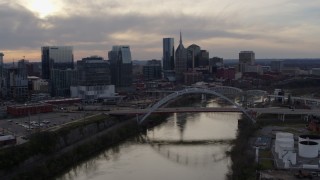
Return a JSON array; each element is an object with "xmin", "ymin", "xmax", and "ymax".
[{"xmin": 1, "ymin": 0, "xmax": 320, "ymax": 62}]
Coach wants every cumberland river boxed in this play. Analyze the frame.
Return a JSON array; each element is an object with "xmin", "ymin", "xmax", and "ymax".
[{"xmin": 58, "ymin": 100, "xmax": 241, "ymax": 180}]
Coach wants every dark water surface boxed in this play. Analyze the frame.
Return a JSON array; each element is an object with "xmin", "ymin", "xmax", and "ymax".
[{"xmin": 58, "ymin": 100, "xmax": 240, "ymax": 180}]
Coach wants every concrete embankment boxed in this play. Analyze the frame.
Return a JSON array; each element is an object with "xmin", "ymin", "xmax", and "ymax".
[{"xmin": 0, "ymin": 113, "xmax": 140, "ymax": 180}]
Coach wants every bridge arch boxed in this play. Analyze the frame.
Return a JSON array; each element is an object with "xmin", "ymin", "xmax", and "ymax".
[{"xmin": 139, "ymin": 87, "xmax": 256, "ymax": 125}]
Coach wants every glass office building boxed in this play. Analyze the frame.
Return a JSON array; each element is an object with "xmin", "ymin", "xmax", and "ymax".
[{"xmin": 41, "ymin": 46, "xmax": 74, "ymax": 80}]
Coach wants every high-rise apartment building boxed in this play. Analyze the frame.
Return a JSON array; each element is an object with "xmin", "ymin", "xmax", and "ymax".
[
  {"xmin": 41, "ymin": 46, "xmax": 74, "ymax": 80},
  {"xmin": 108, "ymin": 46, "xmax": 133, "ymax": 90},
  {"xmin": 239, "ymin": 51, "xmax": 255, "ymax": 73},
  {"xmin": 175, "ymin": 32, "xmax": 188, "ymax": 83}
]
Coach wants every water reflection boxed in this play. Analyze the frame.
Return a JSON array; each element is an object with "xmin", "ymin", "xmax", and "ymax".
[{"xmin": 57, "ymin": 100, "xmax": 240, "ymax": 180}]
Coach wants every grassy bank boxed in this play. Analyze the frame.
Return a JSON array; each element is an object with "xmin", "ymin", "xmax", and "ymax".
[
  {"xmin": 13, "ymin": 120, "xmax": 140, "ymax": 180},
  {"xmin": 0, "ymin": 114, "xmax": 138, "ymax": 179}
]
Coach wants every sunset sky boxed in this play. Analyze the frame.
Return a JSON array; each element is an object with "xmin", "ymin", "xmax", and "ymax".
[{"xmin": 1, "ymin": 0, "xmax": 320, "ymax": 62}]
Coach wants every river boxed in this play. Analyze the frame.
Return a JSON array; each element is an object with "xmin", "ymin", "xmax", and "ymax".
[{"xmin": 57, "ymin": 100, "xmax": 241, "ymax": 180}]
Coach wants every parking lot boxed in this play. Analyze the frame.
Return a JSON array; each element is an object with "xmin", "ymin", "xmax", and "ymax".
[{"xmin": 0, "ymin": 111, "xmax": 98, "ymax": 142}]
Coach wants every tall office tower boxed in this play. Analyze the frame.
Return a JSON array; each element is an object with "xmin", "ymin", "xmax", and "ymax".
[
  {"xmin": 108, "ymin": 45, "xmax": 133, "ymax": 90},
  {"xmin": 77, "ymin": 56, "xmax": 111, "ymax": 86},
  {"xmin": 239, "ymin": 51, "xmax": 255, "ymax": 73},
  {"xmin": 41, "ymin": 46, "xmax": 74, "ymax": 80},
  {"xmin": 187, "ymin": 44, "xmax": 201, "ymax": 69},
  {"xmin": 163, "ymin": 38, "xmax": 175, "ymax": 78},
  {"xmin": 0, "ymin": 52, "xmax": 4, "ymax": 97},
  {"xmin": 175, "ymin": 32, "xmax": 188, "ymax": 83},
  {"xmin": 0, "ymin": 52, "xmax": 3, "ymax": 76},
  {"xmin": 270, "ymin": 60, "xmax": 284, "ymax": 73},
  {"xmin": 198, "ymin": 50, "xmax": 209, "ymax": 67}
]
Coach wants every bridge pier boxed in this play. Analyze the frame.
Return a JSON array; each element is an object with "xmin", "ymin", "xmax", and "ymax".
[
  {"xmin": 201, "ymin": 94, "xmax": 206, "ymax": 101},
  {"xmin": 255, "ymin": 146, "xmax": 259, "ymax": 163},
  {"xmin": 136, "ymin": 114, "xmax": 139, "ymax": 123},
  {"xmin": 278, "ymin": 114, "xmax": 286, "ymax": 121}
]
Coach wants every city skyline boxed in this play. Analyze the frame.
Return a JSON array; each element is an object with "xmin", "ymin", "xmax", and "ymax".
[{"xmin": 1, "ymin": 0, "xmax": 320, "ymax": 62}]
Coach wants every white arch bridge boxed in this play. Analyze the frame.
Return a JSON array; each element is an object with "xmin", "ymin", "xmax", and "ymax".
[{"xmin": 139, "ymin": 87, "xmax": 257, "ymax": 125}]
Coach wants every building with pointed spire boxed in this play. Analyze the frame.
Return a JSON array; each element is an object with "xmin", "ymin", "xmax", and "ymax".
[{"xmin": 175, "ymin": 32, "xmax": 188, "ymax": 83}]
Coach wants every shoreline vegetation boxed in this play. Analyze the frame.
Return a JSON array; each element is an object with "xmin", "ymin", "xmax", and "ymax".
[
  {"xmin": 0, "ymin": 114, "xmax": 140, "ymax": 180},
  {"xmin": 1, "ymin": 94, "xmax": 248, "ymax": 180},
  {"xmin": 0, "ymin": 113, "xmax": 171, "ymax": 180},
  {"xmin": 226, "ymin": 118, "xmax": 257, "ymax": 180}
]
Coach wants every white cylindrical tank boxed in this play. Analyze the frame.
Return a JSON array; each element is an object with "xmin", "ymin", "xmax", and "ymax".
[
  {"xmin": 299, "ymin": 135, "xmax": 320, "ymax": 151},
  {"xmin": 299, "ymin": 141, "xmax": 319, "ymax": 158},
  {"xmin": 275, "ymin": 138, "xmax": 294, "ymax": 153},
  {"xmin": 276, "ymin": 132, "xmax": 293, "ymax": 140}
]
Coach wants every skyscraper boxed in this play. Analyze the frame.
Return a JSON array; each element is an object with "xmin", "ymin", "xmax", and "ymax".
[
  {"xmin": 108, "ymin": 46, "xmax": 133, "ymax": 90},
  {"xmin": 187, "ymin": 44, "xmax": 200, "ymax": 69},
  {"xmin": 41, "ymin": 46, "xmax": 74, "ymax": 80},
  {"xmin": 0, "ymin": 52, "xmax": 4, "ymax": 97},
  {"xmin": 143, "ymin": 60, "xmax": 162, "ymax": 80},
  {"xmin": 163, "ymin": 38, "xmax": 175, "ymax": 73},
  {"xmin": 0, "ymin": 52, "xmax": 3, "ymax": 75},
  {"xmin": 77, "ymin": 56, "xmax": 111, "ymax": 86},
  {"xmin": 50, "ymin": 69, "xmax": 77, "ymax": 97},
  {"xmin": 175, "ymin": 32, "xmax": 188, "ymax": 82},
  {"xmin": 7, "ymin": 59, "xmax": 29, "ymax": 101},
  {"xmin": 199, "ymin": 50, "xmax": 209, "ymax": 67},
  {"xmin": 71, "ymin": 56, "xmax": 114, "ymax": 101},
  {"xmin": 239, "ymin": 51, "xmax": 255, "ymax": 73},
  {"xmin": 271, "ymin": 60, "xmax": 284, "ymax": 73}
]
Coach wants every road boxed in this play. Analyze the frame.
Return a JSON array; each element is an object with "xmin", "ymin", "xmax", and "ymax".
[{"xmin": 107, "ymin": 107, "xmax": 320, "ymax": 116}]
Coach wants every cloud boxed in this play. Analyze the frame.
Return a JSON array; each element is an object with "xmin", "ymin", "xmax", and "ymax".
[{"xmin": 1, "ymin": 0, "xmax": 320, "ymax": 61}]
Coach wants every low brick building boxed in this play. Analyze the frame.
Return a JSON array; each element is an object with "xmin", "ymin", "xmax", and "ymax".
[{"xmin": 7, "ymin": 103, "xmax": 53, "ymax": 117}]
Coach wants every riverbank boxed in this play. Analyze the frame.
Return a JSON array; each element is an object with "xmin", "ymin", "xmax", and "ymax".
[
  {"xmin": 0, "ymin": 113, "xmax": 141, "ymax": 180},
  {"xmin": 226, "ymin": 118, "xmax": 258, "ymax": 180}
]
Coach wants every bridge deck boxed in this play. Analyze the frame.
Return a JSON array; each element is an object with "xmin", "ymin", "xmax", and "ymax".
[{"xmin": 107, "ymin": 107, "xmax": 320, "ymax": 116}]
